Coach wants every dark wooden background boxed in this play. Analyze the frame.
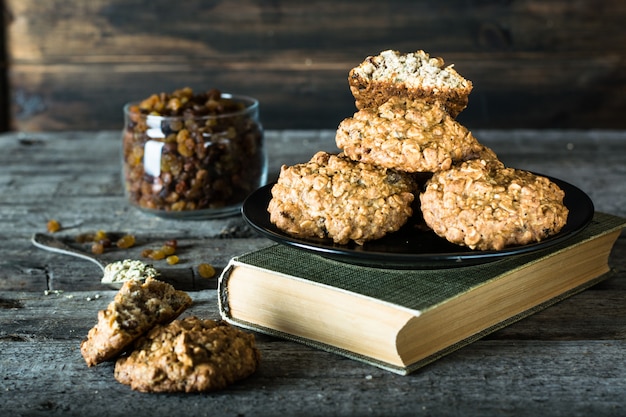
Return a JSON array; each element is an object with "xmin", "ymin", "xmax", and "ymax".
[{"xmin": 1, "ymin": 0, "xmax": 625, "ymax": 132}]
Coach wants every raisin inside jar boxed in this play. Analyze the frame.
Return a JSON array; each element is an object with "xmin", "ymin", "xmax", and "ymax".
[{"xmin": 122, "ymin": 88, "xmax": 266, "ymax": 217}]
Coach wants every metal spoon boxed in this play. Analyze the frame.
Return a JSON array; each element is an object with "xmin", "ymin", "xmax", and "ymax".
[
  {"xmin": 31, "ymin": 233, "xmax": 198, "ymax": 291},
  {"xmin": 31, "ymin": 233, "xmax": 155, "ymax": 289},
  {"xmin": 31, "ymin": 232, "xmax": 106, "ymax": 272}
]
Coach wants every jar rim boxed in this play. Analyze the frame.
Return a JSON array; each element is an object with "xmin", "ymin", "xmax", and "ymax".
[{"xmin": 123, "ymin": 93, "xmax": 259, "ymax": 120}]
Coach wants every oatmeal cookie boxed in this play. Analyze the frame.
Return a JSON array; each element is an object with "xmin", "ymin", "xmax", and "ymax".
[
  {"xmin": 114, "ymin": 317, "xmax": 260, "ymax": 392},
  {"xmin": 348, "ymin": 49, "xmax": 472, "ymax": 117},
  {"xmin": 268, "ymin": 151, "xmax": 416, "ymax": 245},
  {"xmin": 80, "ymin": 277, "xmax": 192, "ymax": 367},
  {"xmin": 335, "ymin": 96, "xmax": 498, "ymax": 173},
  {"xmin": 420, "ymin": 159, "xmax": 569, "ymax": 251}
]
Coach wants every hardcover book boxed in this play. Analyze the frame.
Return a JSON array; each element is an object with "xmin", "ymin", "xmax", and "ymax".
[{"xmin": 218, "ymin": 212, "xmax": 626, "ymax": 375}]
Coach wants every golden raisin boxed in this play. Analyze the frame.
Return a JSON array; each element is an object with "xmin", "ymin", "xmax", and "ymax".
[
  {"xmin": 197, "ymin": 263, "xmax": 216, "ymax": 279},
  {"xmin": 46, "ymin": 219, "xmax": 61, "ymax": 233},
  {"xmin": 166, "ymin": 97, "xmax": 182, "ymax": 112},
  {"xmin": 129, "ymin": 146, "xmax": 144, "ymax": 166},
  {"xmin": 94, "ymin": 230, "xmax": 108, "ymax": 241},
  {"xmin": 170, "ymin": 201, "xmax": 186, "ymax": 211},
  {"xmin": 177, "ymin": 142, "xmax": 194, "ymax": 157},
  {"xmin": 141, "ymin": 249, "xmax": 154, "ymax": 258},
  {"xmin": 91, "ymin": 242, "xmax": 104, "ymax": 255},
  {"xmin": 161, "ymin": 245, "xmax": 176, "ymax": 256},
  {"xmin": 166, "ymin": 255, "xmax": 179, "ymax": 265},
  {"xmin": 149, "ymin": 249, "xmax": 166, "ymax": 260},
  {"xmin": 116, "ymin": 234, "xmax": 136, "ymax": 249}
]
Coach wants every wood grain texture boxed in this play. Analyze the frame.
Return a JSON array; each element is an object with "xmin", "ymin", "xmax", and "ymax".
[
  {"xmin": 0, "ymin": 129, "xmax": 625, "ymax": 415},
  {"xmin": 4, "ymin": 0, "xmax": 626, "ymax": 131},
  {"xmin": 1, "ymin": 290, "xmax": 625, "ymax": 416}
]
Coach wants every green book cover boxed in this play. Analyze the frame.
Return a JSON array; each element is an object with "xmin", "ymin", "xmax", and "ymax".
[{"xmin": 219, "ymin": 212, "xmax": 626, "ymax": 374}]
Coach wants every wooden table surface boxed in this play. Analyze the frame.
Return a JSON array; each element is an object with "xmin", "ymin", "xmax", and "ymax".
[{"xmin": 1, "ymin": 129, "xmax": 625, "ymax": 417}]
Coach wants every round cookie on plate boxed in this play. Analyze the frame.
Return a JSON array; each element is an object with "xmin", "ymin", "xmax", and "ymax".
[
  {"xmin": 114, "ymin": 316, "xmax": 260, "ymax": 392},
  {"xmin": 419, "ymin": 159, "xmax": 569, "ymax": 251},
  {"xmin": 268, "ymin": 151, "xmax": 417, "ymax": 245},
  {"xmin": 335, "ymin": 96, "xmax": 498, "ymax": 173},
  {"xmin": 348, "ymin": 49, "xmax": 473, "ymax": 118}
]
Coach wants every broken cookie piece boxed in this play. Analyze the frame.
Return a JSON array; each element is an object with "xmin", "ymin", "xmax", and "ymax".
[{"xmin": 80, "ymin": 277, "xmax": 192, "ymax": 366}]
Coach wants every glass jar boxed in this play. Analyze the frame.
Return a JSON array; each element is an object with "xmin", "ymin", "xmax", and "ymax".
[{"xmin": 122, "ymin": 89, "xmax": 267, "ymax": 219}]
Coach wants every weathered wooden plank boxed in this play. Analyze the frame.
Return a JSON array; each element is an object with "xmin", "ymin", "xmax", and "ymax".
[
  {"xmin": 1, "ymin": 293, "xmax": 625, "ymax": 416},
  {"xmin": 5, "ymin": 0, "xmax": 626, "ymax": 130},
  {"xmin": 8, "ymin": 57, "xmax": 626, "ymax": 131},
  {"xmin": 0, "ymin": 130, "xmax": 625, "ymax": 293},
  {"xmin": 3, "ymin": 339, "xmax": 623, "ymax": 416},
  {"xmin": 3, "ymin": 204, "xmax": 625, "ymax": 293},
  {"xmin": 1, "ymin": 277, "xmax": 624, "ymax": 341},
  {"xmin": 8, "ymin": 1, "xmax": 626, "ymax": 59},
  {"xmin": 3, "ymin": 130, "xmax": 625, "ymax": 214},
  {"xmin": 2, "ymin": 129, "xmax": 626, "ymax": 193}
]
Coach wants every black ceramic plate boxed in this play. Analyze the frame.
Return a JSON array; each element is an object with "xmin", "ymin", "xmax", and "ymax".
[{"xmin": 242, "ymin": 176, "xmax": 594, "ymax": 269}]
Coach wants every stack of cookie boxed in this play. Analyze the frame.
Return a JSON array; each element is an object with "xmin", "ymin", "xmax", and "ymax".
[
  {"xmin": 268, "ymin": 50, "xmax": 569, "ymax": 251},
  {"xmin": 81, "ymin": 278, "xmax": 260, "ymax": 392}
]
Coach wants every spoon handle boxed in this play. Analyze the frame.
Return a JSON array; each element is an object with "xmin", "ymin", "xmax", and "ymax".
[{"xmin": 31, "ymin": 233, "xmax": 106, "ymax": 272}]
